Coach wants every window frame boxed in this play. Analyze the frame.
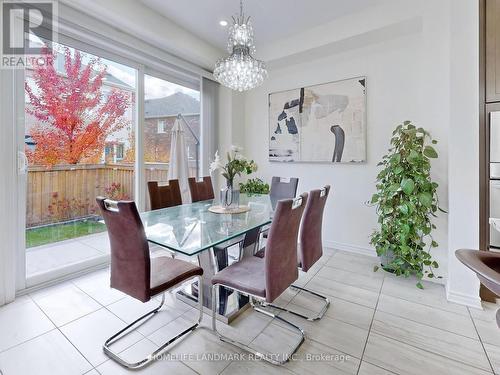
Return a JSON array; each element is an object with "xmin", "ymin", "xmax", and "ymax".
[
  {"xmin": 157, "ymin": 120, "xmax": 166, "ymax": 134},
  {"xmin": 115, "ymin": 143, "xmax": 125, "ymax": 161}
]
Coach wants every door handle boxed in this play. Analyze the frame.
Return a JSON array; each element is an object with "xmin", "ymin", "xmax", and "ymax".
[{"xmin": 18, "ymin": 151, "xmax": 28, "ymax": 175}]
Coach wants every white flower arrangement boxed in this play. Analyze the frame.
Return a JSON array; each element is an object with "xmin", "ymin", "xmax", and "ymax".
[{"xmin": 209, "ymin": 146, "xmax": 257, "ymax": 187}]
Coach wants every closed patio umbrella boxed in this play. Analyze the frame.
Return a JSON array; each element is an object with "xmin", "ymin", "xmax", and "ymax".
[{"xmin": 167, "ymin": 116, "xmax": 191, "ymax": 203}]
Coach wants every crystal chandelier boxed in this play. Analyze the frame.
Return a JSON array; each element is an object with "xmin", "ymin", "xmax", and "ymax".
[{"xmin": 213, "ymin": 0, "xmax": 267, "ymax": 92}]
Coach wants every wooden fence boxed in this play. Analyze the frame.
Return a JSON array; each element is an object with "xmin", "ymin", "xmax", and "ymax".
[{"xmin": 27, "ymin": 162, "xmax": 197, "ymax": 227}]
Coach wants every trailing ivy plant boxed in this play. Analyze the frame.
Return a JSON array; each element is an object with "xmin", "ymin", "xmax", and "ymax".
[{"xmin": 369, "ymin": 121, "xmax": 444, "ymax": 289}]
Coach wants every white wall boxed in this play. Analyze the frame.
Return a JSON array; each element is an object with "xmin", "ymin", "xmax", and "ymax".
[
  {"xmin": 243, "ymin": 0, "xmax": 454, "ymax": 282},
  {"xmin": 214, "ymin": 88, "xmax": 246, "ymax": 191},
  {"xmin": 446, "ymin": 0, "xmax": 481, "ymax": 308}
]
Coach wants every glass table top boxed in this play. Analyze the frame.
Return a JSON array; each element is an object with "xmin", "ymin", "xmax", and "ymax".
[{"xmin": 141, "ymin": 194, "xmax": 273, "ymax": 256}]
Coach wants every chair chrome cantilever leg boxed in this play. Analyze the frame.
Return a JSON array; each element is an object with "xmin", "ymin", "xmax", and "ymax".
[
  {"xmin": 103, "ymin": 275, "xmax": 204, "ymax": 369},
  {"xmin": 255, "ymin": 283, "xmax": 330, "ymax": 322},
  {"xmin": 211, "ymin": 284, "xmax": 305, "ymax": 365}
]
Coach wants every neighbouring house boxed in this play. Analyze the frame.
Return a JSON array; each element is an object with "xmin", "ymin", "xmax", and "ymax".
[{"xmin": 143, "ymin": 92, "xmax": 200, "ymax": 163}]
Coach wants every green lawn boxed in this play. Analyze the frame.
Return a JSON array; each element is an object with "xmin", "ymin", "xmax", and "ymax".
[{"xmin": 26, "ymin": 220, "xmax": 107, "ymax": 248}]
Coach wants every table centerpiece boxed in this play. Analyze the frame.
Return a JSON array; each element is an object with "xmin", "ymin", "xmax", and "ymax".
[{"xmin": 210, "ymin": 146, "xmax": 257, "ymax": 209}]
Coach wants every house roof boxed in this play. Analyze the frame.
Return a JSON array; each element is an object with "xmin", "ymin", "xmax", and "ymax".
[
  {"xmin": 145, "ymin": 92, "xmax": 200, "ymax": 118},
  {"xmin": 103, "ymin": 72, "xmax": 131, "ymax": 88}
]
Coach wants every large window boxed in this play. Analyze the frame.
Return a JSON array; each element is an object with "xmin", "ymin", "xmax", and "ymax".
[
  {"xmin": 144, "ymin": 74, "xmax": 201, "ymax": 210},
  {"xmin": 18, "ymin": 30, "xmax": 204, "ymax": 285},
  {"xmin": 24, "ymin": 38, "xmax": 137, "ymax": 279}
]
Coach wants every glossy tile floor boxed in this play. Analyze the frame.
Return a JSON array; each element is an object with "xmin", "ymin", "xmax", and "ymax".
[{"xmin": 1, "ymin": 249, "xmax": 499, "ymax": 375}]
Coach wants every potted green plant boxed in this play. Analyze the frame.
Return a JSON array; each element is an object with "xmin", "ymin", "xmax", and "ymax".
[
  {"xmin": 239, "ymin": 178, "xmax": 270, "ymax": 195},
  {"xmin": 369, "ymin": 121, "xmax": 444, "ymax": 288}
]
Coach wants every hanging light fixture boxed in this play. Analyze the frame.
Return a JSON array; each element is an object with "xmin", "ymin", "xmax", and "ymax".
[{"xmin": 213, "ymin": 0, "xmax": 267, "ymax": 92}]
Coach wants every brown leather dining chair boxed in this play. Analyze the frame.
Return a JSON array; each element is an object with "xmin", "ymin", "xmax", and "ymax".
[
  {"xmin": 456, "ymin": 249, "xmax": 500, "ymax": 327},
  {"xmin": 260, "ymin": 176, "xmax": 299, "ymax": 240},
  {"xmin": 96, "ymin": 197, "xmax": 204, "ymax": 369},
  {"xmin": 270, "ymin": 176, "xmax": 299, "ymax": 205},
  {"xmin": 188, "ymin": 176, "xmax": 215, "ymax": 202},
  {"xmin": 147, "ymin": 179, "xmax": 182, "ymax": 210},
  {"xmin": 256, "ymin": 186, "xmax": 331, "ymax": 321},
  {"xmin": 211, "ymin": 194, "xmax": 308, "ymax": 365}
]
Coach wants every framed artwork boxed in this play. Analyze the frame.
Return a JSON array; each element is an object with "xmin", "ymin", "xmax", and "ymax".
[{"xmin": 268, "ymin": 76, "xmax": 366, "ymax": 163}]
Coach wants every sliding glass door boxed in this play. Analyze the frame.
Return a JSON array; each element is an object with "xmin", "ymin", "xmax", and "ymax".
[
  {"xmin": 13, "ymin": 23, "xmax": 207, "ymax": 289},
  {"xmin": 22, "ymin": 36, "xmax": 138, "ymax": 285},
  {"xmin": 14, "ymin": 28, "xmax": 203, "ymax": 289}
]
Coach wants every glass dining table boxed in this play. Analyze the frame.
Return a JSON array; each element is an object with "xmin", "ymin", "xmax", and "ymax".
[{"xmin": 140, "ymin": 193, "xmax": 274, "ymax": 323}]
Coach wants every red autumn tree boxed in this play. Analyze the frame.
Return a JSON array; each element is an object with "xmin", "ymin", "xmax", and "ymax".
[{"xmin": 25, "ymin": 47, "xmax": 130, "ymax": 166}]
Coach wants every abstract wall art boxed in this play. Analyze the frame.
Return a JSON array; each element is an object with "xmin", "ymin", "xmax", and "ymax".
[{"xmin": 268, "ymin": 77, "xmax": 366, "ymax": 163}]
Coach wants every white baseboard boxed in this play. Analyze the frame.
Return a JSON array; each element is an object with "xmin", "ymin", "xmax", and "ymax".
[
  {"xmin": 324, "ymin": 240, "xmax": 377, "ymax": 257},
  {"xmin": 446, "ymin": 288, "xmax": 482, "ymax": 310}
]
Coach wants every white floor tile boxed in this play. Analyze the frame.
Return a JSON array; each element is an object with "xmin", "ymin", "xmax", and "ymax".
[
  {"xmin": 3, "ymin": 248, "xmax": 496, "ymax": 375},
  {"xmin": 381, "ymin": 275, "xmax": 469, "ymax": 316},
  {"xmin": 31, "ymin": 283, "xmax": 101, "ymax": 326},
  {"xmin": 358, "ymin": 361, "xmax": 398, "ymax": 374},
  {"xmin": 72, "ymin": 269, "xmax": 126, "ymax": 306},
  {"xmin": 221, "ymin": 359, "xmax": 296, "ymax": 375},
  {"xmin": 483, "ymin": 342, "xmax": 500, "ymax": 374},
  {"xmin": 149, "ymin": 315, "xmax": 240, "ymax": 375},
  {"xmin": 364, "ymin": 332, "xmax": 493, "ymax": 375},
  {"xmin": 214, "ymin": 306, "xmax": 273, "ymax": 346},
  {"xmin": 285, "ymin": 339, "xmax": 360, "ymax": 375},
  {"xmin": 276, "ymin": 311, "xmax": 369, "ymax": 359},
  {"xmin": 106, "ymin": 293, "xmax": 191, "ymax": 336},
  {"xmin": 249, "ymin": 321, "xmax": 303, "ymax": 363},
  {"xmin": 0, "ymin": 329, "xmax": 92, "ymax": 375},
  {"xmin": 61, "ymin": 308, "xmax": 143, "ymax": 367},
  {"xmin": 96, "ymin": 338, "xmax": 196, "ymax": 375},
  {"xmin": 0, "ymin": 296, "xmax": 54, "ymax": 352},
  {"xmin": 325, "ymin": 251, "xmax": 379, "ymax": 276},
  {"xmin": 377, "ymin": 294, "xmax": 478, "ymax": 339},
  {"xmin": 304, "ymin": 275, "xmax": 379, "ymax": 308},
  {"xmin": 474, "ymin": 317, "xmax": 500, "ymax": 347},
  {"xmin": 470, "ymin": 302, "xmax": 500, "ymax": 323},
  {"xmin": 322, "ymin": 247, "xmax": 337, "ymax": 257},
  {"xmin": 288, "ymin": 289, "xmax": 374, "ymax": 330},
  {"xmin": 317, "ymin": 264, "xmax": 384, "ymax": 292},
  {"xmin": 372, "ymin": 310, "xmax": 491, "ymax": 371},
  {"xmin": 29, "ymin": 280, "xmax": 75, "ymax": 299}
]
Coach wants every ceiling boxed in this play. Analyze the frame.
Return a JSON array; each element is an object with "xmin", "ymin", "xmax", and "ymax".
[{"xmin": 139, "ymin": 0, "xmax": 384, "ymax": 53}]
